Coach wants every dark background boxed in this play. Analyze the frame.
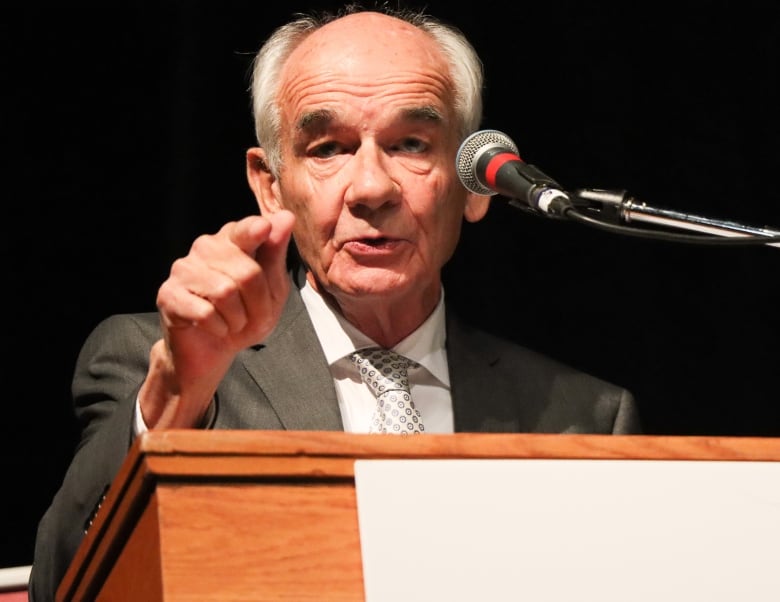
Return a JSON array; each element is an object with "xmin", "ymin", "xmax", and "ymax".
[{"xmin": 3, "ymin": 1, "xmax": 778, "ymax": 569}]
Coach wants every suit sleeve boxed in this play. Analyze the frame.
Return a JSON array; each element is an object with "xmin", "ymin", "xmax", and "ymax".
[{"xmin": 29, "ymin": 313, "xmax": 160, "ymax": 602}]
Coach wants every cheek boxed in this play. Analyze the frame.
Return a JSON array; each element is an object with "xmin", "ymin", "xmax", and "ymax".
[
  {"xmin": 280, "ymin": 178, "xmax": 339, "ymax": 239},
  {"xmin": 423, "ymin": 190, "xmax": 466, "ymax": 244},
  {"xmin": 286, "ymin": 199, "xmax": 342, "ymax": 267},
  {"xmin": 436, "ymin": 216, "xmax": 464, "ymax": 261}
]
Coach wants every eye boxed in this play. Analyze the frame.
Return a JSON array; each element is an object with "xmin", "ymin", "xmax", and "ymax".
[
  {"xmin": 394, "ymin": 137, "xmax": 428, "ymax": 154},
  {"xmin": 309, "ymin": 140, "xmax": 345, "ymax": 159}
]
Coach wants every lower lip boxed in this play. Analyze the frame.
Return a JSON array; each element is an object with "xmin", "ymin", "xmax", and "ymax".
[{"xmin": 343, "ymin": 239, "xmax": 403, "ymax": 255}]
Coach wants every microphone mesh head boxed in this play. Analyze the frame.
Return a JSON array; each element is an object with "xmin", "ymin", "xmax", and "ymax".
[{"xmin": 456, "ymin": 129, "xmax": 519, "ymax": 195}]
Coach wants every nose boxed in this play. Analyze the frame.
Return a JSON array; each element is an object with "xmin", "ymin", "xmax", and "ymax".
[{"xmin": 343, "ymin": 143, "xmax": 400, "ymax": 211}]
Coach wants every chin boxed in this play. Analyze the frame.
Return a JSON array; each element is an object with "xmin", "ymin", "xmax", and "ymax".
[{"xmin": 329, "ymin": 267, "xmax": 418, "ymax": 299}]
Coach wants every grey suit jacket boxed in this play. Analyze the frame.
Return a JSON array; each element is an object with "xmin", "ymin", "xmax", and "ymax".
[{"xmin": 29, "ymin": 276, "xmax": 641, "ymax": 601}]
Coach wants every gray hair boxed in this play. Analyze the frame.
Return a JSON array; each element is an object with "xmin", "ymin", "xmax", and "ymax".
[{"xmin": 249, "ymin": 4, "xmax": 484, "ymax": 176}]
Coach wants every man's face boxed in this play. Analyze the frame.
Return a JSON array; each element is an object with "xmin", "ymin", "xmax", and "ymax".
[{"xmin": 268, "ymin": 13, "xmax": 486, "ymax": 310}]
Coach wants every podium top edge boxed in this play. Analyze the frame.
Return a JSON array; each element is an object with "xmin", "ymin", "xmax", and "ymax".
[{"xmin": 133, "ymin": 430, "xmax": 780, "ymax": 462}]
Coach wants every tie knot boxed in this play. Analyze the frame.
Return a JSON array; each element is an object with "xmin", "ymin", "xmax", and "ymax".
[{"xmin": 350, "ymin": 347, "xmax": 417, "ymax": 398}]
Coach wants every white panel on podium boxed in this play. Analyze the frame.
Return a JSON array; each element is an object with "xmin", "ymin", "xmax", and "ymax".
[{"xmin": 355, "ymin": 459, "xmax": 780, "ymax": 602}]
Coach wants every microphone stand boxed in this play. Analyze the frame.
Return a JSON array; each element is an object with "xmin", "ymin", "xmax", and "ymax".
[{"xmin": 574, "ymin": 188, "xmax": 780, "ymax": 249}]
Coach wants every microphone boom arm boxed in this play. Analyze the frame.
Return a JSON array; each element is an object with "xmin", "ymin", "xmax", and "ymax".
[{"xmin": 575, "ymin": 188, "xmax": 780, "ymax": 248}]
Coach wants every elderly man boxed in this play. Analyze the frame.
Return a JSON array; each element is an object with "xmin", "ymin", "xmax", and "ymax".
[{"xmin": 30, "ymin": 6, "xmax": 641, "ymax": 600}]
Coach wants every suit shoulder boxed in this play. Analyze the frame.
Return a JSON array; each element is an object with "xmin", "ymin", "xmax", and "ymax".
[
  {"xmin": 87, "ymin": 312, "xmax": 160, "ymax": 339},
  {"xmin": 78, "ymin": 312, "xmax": 161, "ymax": 360},
  {"xmin": 449, "ymin": 315, "xmax": 626, "ymax": 391}
]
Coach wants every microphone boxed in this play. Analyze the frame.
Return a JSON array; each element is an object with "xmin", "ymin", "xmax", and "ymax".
[{"xmin": 456, "ymin": 129, "xmax": 573, "ymax": 217}]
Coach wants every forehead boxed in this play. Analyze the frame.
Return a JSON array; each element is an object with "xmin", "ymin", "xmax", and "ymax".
[{"xmin": 277, "ymin": 13, "xmax": 455, "ymax": 129}]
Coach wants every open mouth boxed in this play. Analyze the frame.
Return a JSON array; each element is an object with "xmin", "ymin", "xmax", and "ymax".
[
  {"xmin": 361, "ymin": 237, "xmax": 390, "ymax": 246},
  {"xmin": 345, "ymin": 237, "xmax": 400, "ymax": 253}
]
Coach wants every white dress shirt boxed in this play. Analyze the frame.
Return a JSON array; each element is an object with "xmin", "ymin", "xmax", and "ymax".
[{"xmin": 299, "ymin": 281, "xmax": 454, "ymax": 433}]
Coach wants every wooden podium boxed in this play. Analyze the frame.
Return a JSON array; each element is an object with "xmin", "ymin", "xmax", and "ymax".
[{"xmin": 56, "ymin": 431, "xmax": 780, "ymax": 601}]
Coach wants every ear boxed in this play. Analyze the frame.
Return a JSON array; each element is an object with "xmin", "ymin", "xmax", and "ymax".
[
  {"xmin": 246, "ymin": 147, "xmax": 282, "ymax": 214},
  {"xmin": 463, "ymin": 191, "xmax": 491, "ymax": 223}
]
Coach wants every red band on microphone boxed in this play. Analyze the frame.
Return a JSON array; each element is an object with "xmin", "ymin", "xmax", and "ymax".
[{"xmin": 485, "ymin": 152, "xmax": 522, "ymax": 187}]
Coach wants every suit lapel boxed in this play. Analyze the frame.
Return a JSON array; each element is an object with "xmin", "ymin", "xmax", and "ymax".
[
  {"xmin": 446, "ymin": 311, "xmax": 518, "ymax": 432},
  {"xmin": 240, "ymin": 281, "xmax": 344, "ymax": 431}
]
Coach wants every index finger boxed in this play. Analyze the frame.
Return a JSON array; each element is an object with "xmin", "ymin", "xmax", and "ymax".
[{"xmin": 223, "ymin": 215, "xmax": 274, "ymax": 256}]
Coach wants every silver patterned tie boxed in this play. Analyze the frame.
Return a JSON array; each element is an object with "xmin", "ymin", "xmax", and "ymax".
[{"xmin": 350, "ymin": 347, "xmax": 424, "ymax": 434}]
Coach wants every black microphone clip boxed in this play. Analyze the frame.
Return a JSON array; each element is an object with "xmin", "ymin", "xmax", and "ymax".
[{"xmin": 501, "ymin": 162, "xmax": 572, "ymax": 219}]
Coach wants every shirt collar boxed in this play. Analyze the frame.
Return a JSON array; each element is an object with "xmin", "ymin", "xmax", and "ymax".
[{"xmin": 299, "ymin": 280, "xmax": 450, "ymax": 387}]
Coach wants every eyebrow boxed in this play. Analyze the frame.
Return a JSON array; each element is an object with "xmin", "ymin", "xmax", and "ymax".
[
  {"xmin": 402, "ymin": 105, "xmax": 444, "ymax": 124},
  {"xmin": 297, "ymin": 109, "xmax": 334, "ymax": 136},
  {"xmin": 295, "ymin": 105, "xmax": 444, "ymax": 137}
]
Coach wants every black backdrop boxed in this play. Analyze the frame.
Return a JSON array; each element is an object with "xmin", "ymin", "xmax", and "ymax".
[{"xmin": 3, "ymin": 1, "xmax": 779, "ymax": 569}]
